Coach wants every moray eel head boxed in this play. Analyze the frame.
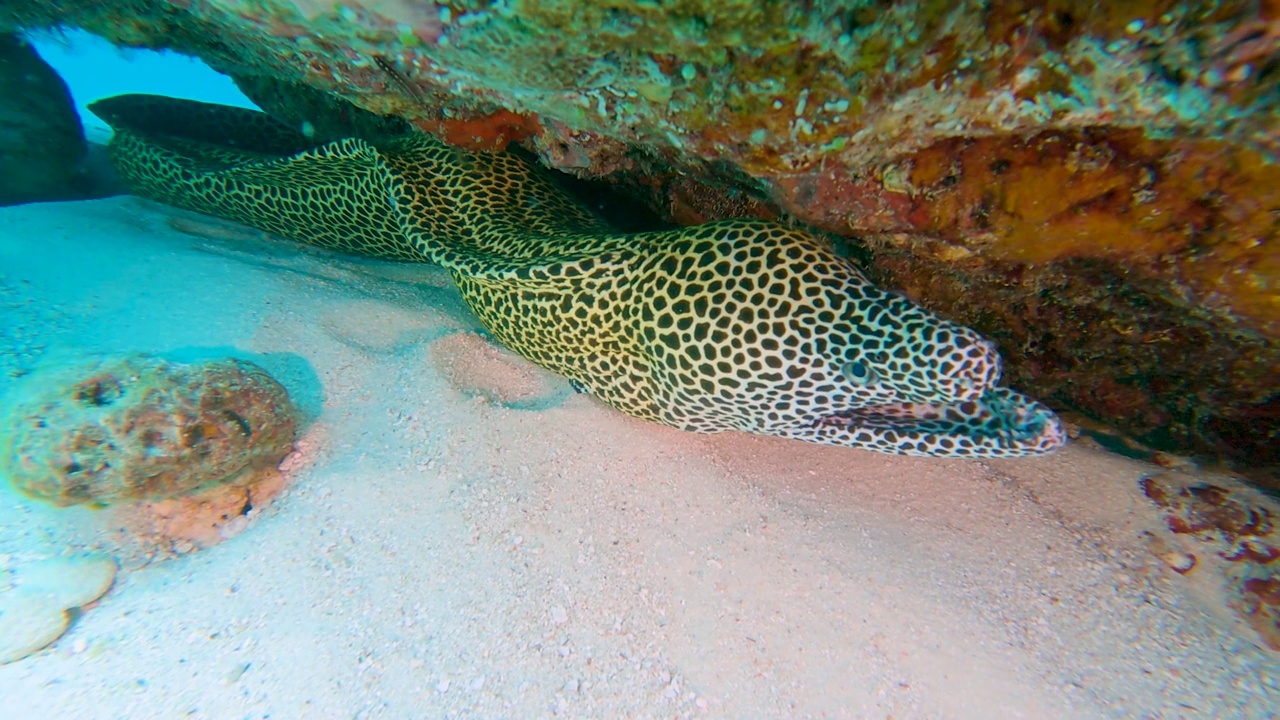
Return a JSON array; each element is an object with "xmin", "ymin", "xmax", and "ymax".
[
  {"xmin": 792, "ymin": 280, "xmax": 1064, "ymax": 458},
  {"xmin": 639, "ymin": 221, "xmax": 1065, "ymax": 458}
]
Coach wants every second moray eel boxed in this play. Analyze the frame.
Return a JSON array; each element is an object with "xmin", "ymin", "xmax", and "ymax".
[{"xmin": 91, "ymin": 94, "xmax": 1065, "ymax": 458}]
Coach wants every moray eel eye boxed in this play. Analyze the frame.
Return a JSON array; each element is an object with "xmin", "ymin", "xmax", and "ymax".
[{"xmin": 840, "ymin": 360, "xmax": 877, "ymax": 385}]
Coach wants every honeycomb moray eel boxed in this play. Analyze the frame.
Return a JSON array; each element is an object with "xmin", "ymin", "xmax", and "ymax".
[{"xmin": 90, "ymin": 94, "xmax": 1065, "ymax": 459}]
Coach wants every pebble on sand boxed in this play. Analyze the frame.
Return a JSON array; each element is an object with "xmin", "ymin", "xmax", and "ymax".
[{"xmin": 0, "ymin": 555, "xmax": 117, "ymax": 664}]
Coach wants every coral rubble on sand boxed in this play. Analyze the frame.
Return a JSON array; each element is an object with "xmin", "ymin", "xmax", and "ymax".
[
  {"xmin": 0, "ymin": 354, "xmax": 297, "ymax": 506},
  {"xmin": 2, "ymin": 1, "xmax": 1275, "ymax": 473},
  {"xmin": 1141, "ymin": 472, "xmax": 1280, "ymax": 651}
]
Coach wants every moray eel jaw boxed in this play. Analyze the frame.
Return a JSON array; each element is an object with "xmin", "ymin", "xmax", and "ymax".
[{"xmin": 797, "ymin": 387, "xmax": 1068, "ymax": 458}]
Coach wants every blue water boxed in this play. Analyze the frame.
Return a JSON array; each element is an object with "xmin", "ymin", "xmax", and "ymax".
[{"xmin": 29, "ymin": 29, "xmax": 253, "ymax": 137}]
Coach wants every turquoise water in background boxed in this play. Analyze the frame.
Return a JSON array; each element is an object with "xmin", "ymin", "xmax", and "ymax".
[{"xmin": 28, "ymin": 29, "xmax": 252, "ymax": 138}]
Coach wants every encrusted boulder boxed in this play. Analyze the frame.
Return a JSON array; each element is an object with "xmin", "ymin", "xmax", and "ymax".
[{"xmin": 0, "ymin": 354, "xmax": 297, "ymax": 506}]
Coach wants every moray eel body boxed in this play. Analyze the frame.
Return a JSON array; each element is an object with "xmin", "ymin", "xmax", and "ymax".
[{"xmin": 91, "ymin": 94, "xmax": 1065, "ymax": 458}]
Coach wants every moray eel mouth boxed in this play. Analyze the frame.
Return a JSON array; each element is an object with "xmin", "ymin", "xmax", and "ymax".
[
  {"xmin": 807, "ymin": 387, "xmax": 1067, "ymax": 458},
  {"xmin": 89, "ymin": 93, "xmax": 1067, "ymax": 460}
]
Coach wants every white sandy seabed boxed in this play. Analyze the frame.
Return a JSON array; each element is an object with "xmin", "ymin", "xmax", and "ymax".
[{"xmin": 0, "ymin": 196, "xmax": 1276, "ymax": 719}]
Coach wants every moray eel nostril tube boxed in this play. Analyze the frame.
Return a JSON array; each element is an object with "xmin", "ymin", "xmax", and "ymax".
[{"xmin": 90, "ymin": 94, "xmax": 1066, "ymax": 459}]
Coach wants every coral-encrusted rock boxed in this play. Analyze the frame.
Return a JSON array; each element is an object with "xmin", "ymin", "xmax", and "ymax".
[
  {"xmin": 0, "ymin": 33, "xmax": 87, "ymax": 206},
  {"xmin": 0, "ymin": 355, "xmax": 296, "ymax": 506}
]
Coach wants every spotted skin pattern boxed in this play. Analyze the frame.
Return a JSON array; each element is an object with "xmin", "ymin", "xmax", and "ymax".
[{"xmin": 91, "ymin": 94, "xmax": 1065, "ymax": 458}]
